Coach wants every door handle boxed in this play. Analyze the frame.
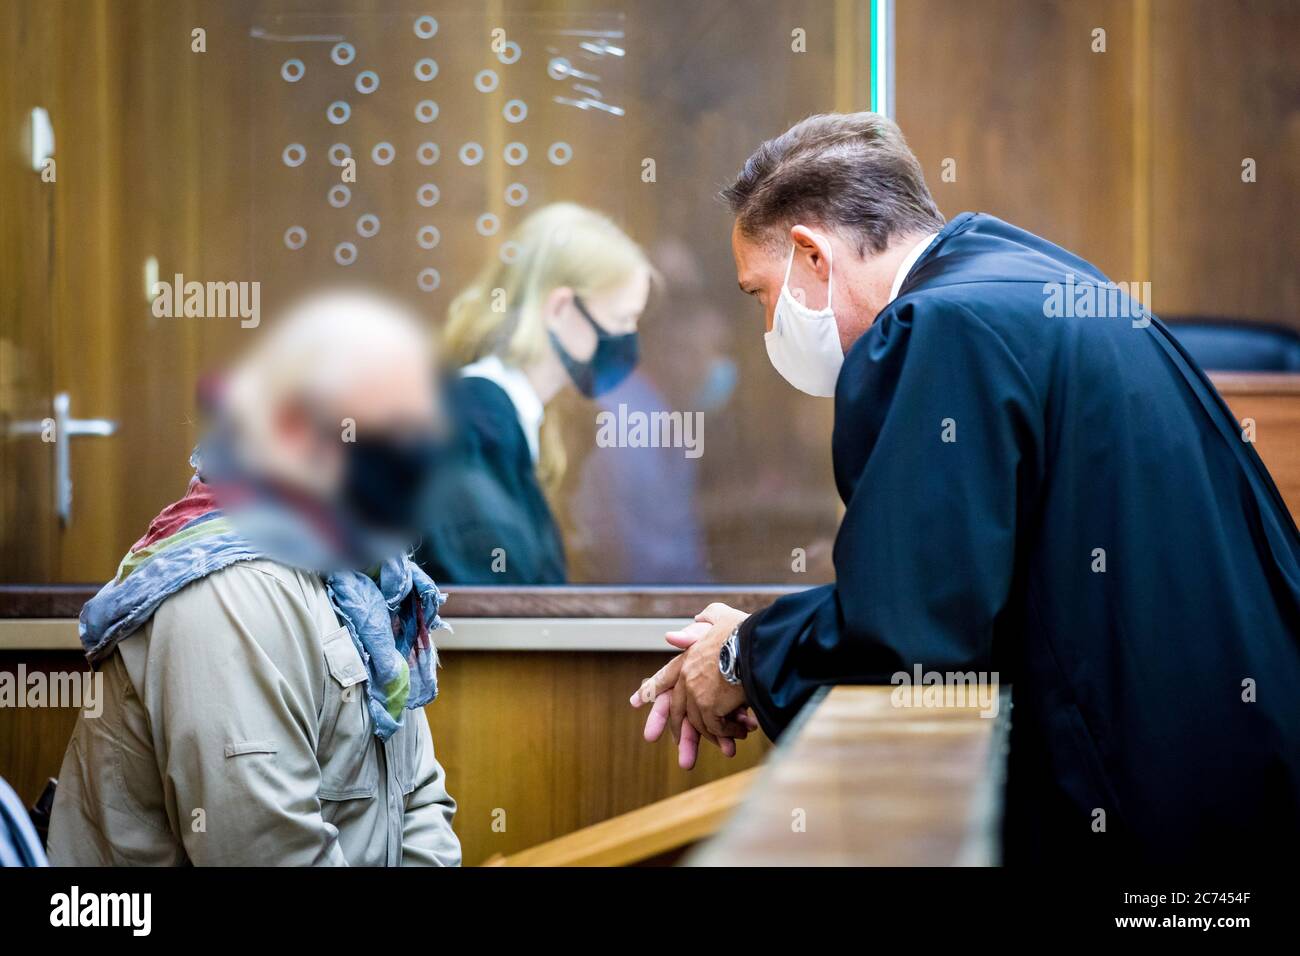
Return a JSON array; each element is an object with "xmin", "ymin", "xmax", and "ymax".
[{"xmin": 6, "ymin": 392, "xmax": 117, "ymax": 526}]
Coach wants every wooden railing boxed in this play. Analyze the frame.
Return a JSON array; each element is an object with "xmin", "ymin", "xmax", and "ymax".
[
  {"xmin": 491, "ymin": 683, "xmax": 1009, "ymax": 867},
  {"xmin": 485, "ymin": 767, "xmax": 759, "ymax": 867}
]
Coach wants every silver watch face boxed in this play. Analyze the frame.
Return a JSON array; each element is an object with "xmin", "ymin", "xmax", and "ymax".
[{"xmin": 719, "ymin": 633, "xmax": 740, "ymax": 683}]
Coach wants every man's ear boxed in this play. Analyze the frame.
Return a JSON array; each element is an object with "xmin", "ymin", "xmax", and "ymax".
[
  {"xmin": 274, "ymin": 398, "xmax": 306, "ymax": 438},
  {"xmin": 789, "ymin": 225, "xmax": 831, "ymax": 278},
  {"xmin": 271, "ymin": 397, "xmax": 318, "ymax": 460}
]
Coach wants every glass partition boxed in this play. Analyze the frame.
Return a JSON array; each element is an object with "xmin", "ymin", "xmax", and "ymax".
[
  {"xmin": 245, "ymin": 1, "xmax": 878, "ymax": 585},
  {"xmin": 0, "ymin": 0, "xmax": 880, "ymax": 587}
]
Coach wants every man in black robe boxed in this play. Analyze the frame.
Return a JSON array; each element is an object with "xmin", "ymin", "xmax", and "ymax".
[{"xmin": 636, "ymin": 112, "xmax": 1300, "ymax": 863}]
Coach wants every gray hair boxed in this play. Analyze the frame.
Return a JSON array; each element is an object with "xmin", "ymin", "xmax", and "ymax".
[{"xmin": 721, "ymin": 112, "xmax": 945, "ymax": 256}]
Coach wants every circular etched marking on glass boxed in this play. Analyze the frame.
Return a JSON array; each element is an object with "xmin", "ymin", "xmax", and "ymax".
[
  {"xmin": 504, "ymin": 182, "xmax": 528, "ymax": 207},
  {"xmin": 417, "ymin": 267, "xmax": 441, "ymax": 292},
  {"xmin": 416, "ymin": 183, "xmax": 441, "ymax": 207},
  {"xmin": 416, "ymin": 225, "xmax": 441, "ymax": 250},
  {"xmin": 334, "ymin": 241, "xmax": 358, "ymax": 266},
  {"xmin": 328, "ymin": 143, "xmax": 352, "ymax": 167},
  {"xmin": 355, "ymin": 70, "xmax": 379, "ymax": 95},
  {"xmin": 414, "ymin": 58, "xmax": 439, "ymax": 82},
  {"xmin": 547, "ymin": 141, "xmax": 573, "ymax": 165},
  {"xmin": 502, "ymin": 99, "xmax": 527, "ymax": 124},
  {"xmin": 416, "ymin": 142, "xmax": 440, "ymax": 165},
  {"xmin": 503, "ymin": 142, "xmax": 528, "ymax": 166},
  {"xmin": 497, "ymin": 41, "xmax": 521, "ymax": 65},
  {"xmin": 458, "ymin": 142, "xmax": 484, "ymax": 166}
]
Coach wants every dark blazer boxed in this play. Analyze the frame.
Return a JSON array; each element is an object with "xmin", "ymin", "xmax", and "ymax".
[
  {"xmin": 739, "ymin": 213, "xmax": 1300, "ymax": 863},
  {"xmin": 415, "ymin": 376, "xmax": 565, "ymax": 585}
]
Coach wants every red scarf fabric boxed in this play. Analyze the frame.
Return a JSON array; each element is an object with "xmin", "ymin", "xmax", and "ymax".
[{"xmin": 130, "ymin": 478, "xmax": 219, "ymax": 553}]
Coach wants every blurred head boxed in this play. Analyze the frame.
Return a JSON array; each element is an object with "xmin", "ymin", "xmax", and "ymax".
[
  {"xmin": 723, "ymin": 112, "xmax": 945, "ymax": 353},
  {"xmin": 216, "ymin": 288, "xmax": 441, "ymax": 538}
]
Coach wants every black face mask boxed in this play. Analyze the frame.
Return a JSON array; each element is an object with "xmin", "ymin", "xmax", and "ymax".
[
  {"xmin": 548, "ymin": 295, "xmax": 639, "ymax": 398},
  {"xmin": 342, "ymin": 432, "xmax": 444, "ymax": 534}
]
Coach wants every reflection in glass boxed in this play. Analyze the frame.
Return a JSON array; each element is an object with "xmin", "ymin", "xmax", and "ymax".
[{"xmin": 415, "ymin": 203, "xmax": 653, "ymax": 584}]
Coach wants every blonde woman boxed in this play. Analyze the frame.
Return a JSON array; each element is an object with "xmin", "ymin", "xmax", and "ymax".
[{"xmin": 415, "ymin": 203, "xmax": 653, "ymax": 584}]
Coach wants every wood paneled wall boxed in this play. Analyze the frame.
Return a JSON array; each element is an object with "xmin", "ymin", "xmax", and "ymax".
[
  {"xmin": 0, "ymin": 648, "xmax": 769, "ymax": 866},
  {"xmin": 0, "ymin": 653, "xmax": 86, "ymax": 811},
  {"xmin": 426, "ymin": 650, "xmax": 769, "ymax": 865},
  {"xmin": 897, "ymin": 0, "xmax": 1300, "ymax": 326}
]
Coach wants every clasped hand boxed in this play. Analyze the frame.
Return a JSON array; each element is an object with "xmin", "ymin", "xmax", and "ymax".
[{"xmin": 628, "ymin": 602, "xmax": 758, "ymax": 769}]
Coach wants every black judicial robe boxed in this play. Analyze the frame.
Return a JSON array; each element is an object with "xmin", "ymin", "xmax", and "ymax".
[
  {"xmin": 415, "ymin": 376, "xmax": 566, "ymax": 584},
  {"xmin": 738, "ymin": 213, "xmax": 1300, "ymax": 863}
]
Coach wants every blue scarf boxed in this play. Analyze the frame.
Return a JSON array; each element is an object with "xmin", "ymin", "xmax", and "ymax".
[{"xmin": 79, "ymin": 478, "xmax": 445, "ymax": 740}]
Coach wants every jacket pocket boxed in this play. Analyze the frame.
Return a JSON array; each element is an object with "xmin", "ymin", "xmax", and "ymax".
[
  {"xmin": 224, "ymin": 741, "xmax": 277, "ymax": 757},
  {"xmin": 317, "ymin": 625, "xmax": 379, "ymax": 801}
]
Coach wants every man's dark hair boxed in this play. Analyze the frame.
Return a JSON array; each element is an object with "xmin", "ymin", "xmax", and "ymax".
[{"xmin": 721, "ymin": 112, "xmax": 945, "ymax": 256}]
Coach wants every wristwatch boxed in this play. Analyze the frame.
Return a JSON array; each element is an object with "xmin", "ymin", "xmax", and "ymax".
[{"xmin": 718, "ymin": 625, "xmax": 742, "ymax": 685}]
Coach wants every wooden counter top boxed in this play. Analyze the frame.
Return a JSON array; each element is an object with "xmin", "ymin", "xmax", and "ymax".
[
  {"xmin": 0, "ymin": 617, "xmax": 708, "ymax": 653},
  {"xmin": 691, "ymin": 684, "xmax": 1009, "ymax": 866}
]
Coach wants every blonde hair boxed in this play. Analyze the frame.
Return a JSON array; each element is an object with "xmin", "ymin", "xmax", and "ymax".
[{"xmin": 444, "ymin": 203, "xmax": 651, "ymax": 487}]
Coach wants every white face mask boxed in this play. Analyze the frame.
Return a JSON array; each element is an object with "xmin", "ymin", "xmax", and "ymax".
[{"xmin": 765, "ymin": 240, "xmax": 844, "ymax": 397}]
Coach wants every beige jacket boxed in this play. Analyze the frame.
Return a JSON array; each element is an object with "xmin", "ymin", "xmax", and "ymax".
[{"xmin": 48, "ymin": 559, "xmax": 460, "ymax": 866}]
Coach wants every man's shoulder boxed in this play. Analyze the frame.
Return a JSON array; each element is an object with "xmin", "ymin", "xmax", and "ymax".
[
  {"xmin": 173, "ymin": 557, "xmax": 316, "ymax": 604},
  {"xmin": 845, "ymin": 279, "xmax": 1050, "ymax": 394},
  {"xmin": 878, "ymin": 225, "xmax": 1094, "ymax": 353},
  {"xmin": 146, "ymin": 558, "xmax": 332, "ymax": 656},
  {"xmin": 903, "ymin": 215, "xmax": 1109, "ymax": 301},
  {"xmin": 872, "ymin": 283, "xmax": 1023, "ymax": 345}
]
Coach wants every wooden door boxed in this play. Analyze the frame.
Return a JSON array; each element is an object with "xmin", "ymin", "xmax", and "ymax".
[
  {"xmin": 1, "ymin": 1, "xmax": 251, "ymax": 585},
  {"xmin": 1, "ymin": 1, "xmax": 61, "ymax": 582}
]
